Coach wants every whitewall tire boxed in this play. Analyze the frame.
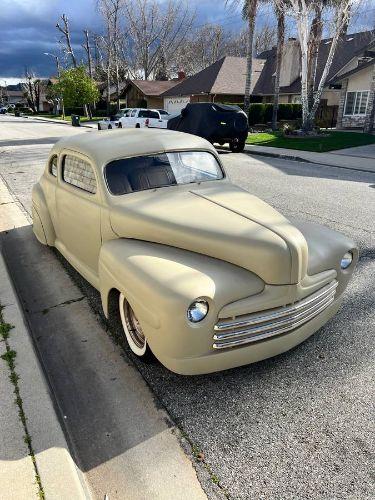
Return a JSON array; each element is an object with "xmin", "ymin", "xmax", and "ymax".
[{"xmin": 119, "ymin": 293, "xmax": 147, "ymax": 357}]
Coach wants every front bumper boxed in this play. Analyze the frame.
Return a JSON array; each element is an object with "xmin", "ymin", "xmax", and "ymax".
[{"xmin": 156, "ymin": 296, "xmax": 342, "ymax": 375}]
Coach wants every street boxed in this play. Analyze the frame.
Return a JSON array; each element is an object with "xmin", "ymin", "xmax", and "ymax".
[{"xmin": 0, "ymin": 114, "xmax": 374, "ymax": 499}]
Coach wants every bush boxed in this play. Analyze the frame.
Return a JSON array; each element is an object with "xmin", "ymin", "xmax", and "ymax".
[{"xmin": 248, "ymin": 103, "xmax": 302, "ymax": 126}]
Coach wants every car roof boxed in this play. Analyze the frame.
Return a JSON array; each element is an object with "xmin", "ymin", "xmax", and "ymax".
[{"xmin": 52, "ymin": 129, "xmax": 217, "ymax": 167}]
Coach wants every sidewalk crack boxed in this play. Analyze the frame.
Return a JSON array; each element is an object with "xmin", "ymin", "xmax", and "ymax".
[{"xmin": 38, "ymin": 296, "xmax": 85, "ymax": 315}]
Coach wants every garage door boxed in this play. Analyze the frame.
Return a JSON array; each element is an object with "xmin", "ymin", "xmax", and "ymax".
[{"xmin": 164, "ymin": 97, "xmax": 190, "ymax": 114}]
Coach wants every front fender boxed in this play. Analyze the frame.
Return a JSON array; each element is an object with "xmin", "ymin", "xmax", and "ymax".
[{"xmin": 98, "ymin": 238, "xmax": 264, "ymax": 363}]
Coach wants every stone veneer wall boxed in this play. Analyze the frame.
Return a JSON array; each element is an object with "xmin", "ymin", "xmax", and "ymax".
[{"xmin": 336, "ymin": 79, "xmax": 348, "ymax": 129}]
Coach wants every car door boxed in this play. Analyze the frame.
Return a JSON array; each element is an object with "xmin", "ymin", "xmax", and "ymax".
[
  {"xmin": 55, "ymin": 151, "xmax": 102, "ymax": 286},
  {"xmin": 126, "ymin": 108, "xmax": 138, "ymax": 127}
]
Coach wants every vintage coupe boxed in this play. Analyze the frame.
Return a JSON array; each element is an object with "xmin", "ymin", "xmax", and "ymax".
[{"xmin": 32, "ymin": 129, "xmax": 357, "ymax": 375}]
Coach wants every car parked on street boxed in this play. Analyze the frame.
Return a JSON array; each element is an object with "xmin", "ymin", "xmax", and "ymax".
[
  {"xmin": 32, "ymin": 129, "xmax": 357, "ymax": 375},
  {"xmin": 97, "ymin": 109, "xmax": 131, "ymax": 130},
  {"xmin": 168, "ymin": 102, "xmax": 249, "ymax": 152},
  {"xmin": 118, "ymin": 108, "xmax": 169, "ymax": 129}
]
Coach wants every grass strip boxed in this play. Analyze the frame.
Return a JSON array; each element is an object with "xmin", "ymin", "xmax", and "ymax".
[
  {"xmin": 0, "ymin": 304, "xmax": 45, "ymax": 499},
  {"xmin": 246, "ymin": 131, "xmax": 375, "ymax": 152}
]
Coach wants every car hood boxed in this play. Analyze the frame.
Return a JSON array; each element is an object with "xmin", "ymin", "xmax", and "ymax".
[{"xmin": 109, "ymin": 181, "xmax": 308, "ymax": 285}]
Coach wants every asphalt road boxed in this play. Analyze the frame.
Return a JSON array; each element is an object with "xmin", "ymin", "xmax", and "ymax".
[{"xmin": 0, "ymin": 114, "xmax": 374, "ymax": 499}]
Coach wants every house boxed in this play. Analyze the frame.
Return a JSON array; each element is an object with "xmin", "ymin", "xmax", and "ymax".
[
  {"xmin": 1, "ymin": 82, "xmax": 54, "ymax": 112},
  {"xmin": 106, "ymin": 78, "xmax": 183, "ymax": 110},
  {"xmin": 161, "ymin": 57, "xmax": 266, "ymax": 113},
  {"xmin": 162, "ymin": 30, "xmax": 375, "ymax": 128},
  {"xmin": 332, "ymin": 51, "xmax": 375, "ymax": 130},
  {"xmin": 0, "ymin": 84, "xmax": 27, "ymax": 106}
]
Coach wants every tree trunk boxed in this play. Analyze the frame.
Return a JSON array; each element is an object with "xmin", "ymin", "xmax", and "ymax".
[
  {"xmin": 272, "ymin": 8, "xmax": 285, "ymax": 131},
  {"xmin": 308, "ymin": 4, "xmax": 350, "ymax": 124},
  {"xmin": 295, "ymin": 3, "xmax": 310, "ymax": 131},
  {"xmin": 243, "ymin": 0, "xmax": 257, "ymax": 115},
  {"xmin": 106, "ymin": 62, "xmax": 111, "ymax": 116},
  {"xmin": 307, "ymin": 5, "xmax": 323, "ymax": 110}
]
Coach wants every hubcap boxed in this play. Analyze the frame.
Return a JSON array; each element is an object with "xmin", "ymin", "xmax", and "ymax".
[{"xmin": 124, "ymin": 303, "xmax": 146, "ymax": 349}]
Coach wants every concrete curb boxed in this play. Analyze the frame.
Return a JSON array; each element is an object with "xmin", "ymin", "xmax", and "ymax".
[{"xmin": 244, "ymin": 146, "xmax": 375, "ymax": 174}]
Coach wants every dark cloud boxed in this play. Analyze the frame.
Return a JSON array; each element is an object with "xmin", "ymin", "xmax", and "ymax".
[{"xmin": 0, "ymin": 0, "xmax": 245, "ymax": 78}]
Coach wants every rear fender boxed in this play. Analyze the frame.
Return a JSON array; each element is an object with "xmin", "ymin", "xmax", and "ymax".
[{"xmin": 31, "ymin": 183, "xmax": 56, "ymax": 246}]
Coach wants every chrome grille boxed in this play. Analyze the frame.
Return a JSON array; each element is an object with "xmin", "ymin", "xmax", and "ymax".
[{"xmin": 213, "ymin": 280, "xmax": 338, "ymax": 350}]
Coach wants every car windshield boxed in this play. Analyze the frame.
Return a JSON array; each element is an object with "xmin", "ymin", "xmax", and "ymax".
[{"xmin": 105, "ymin": 151, "xmax": 223, "ymax": 195}]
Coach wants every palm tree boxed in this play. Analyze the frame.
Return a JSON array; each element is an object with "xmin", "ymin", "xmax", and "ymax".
[
  {"xmin": 272, "ymin": 3, "xmax": 285, "ymax": 130},
  {"xmin": 227, "ymin": 1, "xmax": 259, "ymax": 115},
  {"xmin": 242, "ymin": 0, "xmax": 258, "ymax": 115}
]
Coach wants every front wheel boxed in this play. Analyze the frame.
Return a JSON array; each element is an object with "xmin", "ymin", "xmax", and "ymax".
[
  {"xmin": 118, "ymin": 122, "xmax": 122, "ymax": 128},
  {"xmin": 97, "ymin": 124, "xmax": 101, "ymax": 130},
  {"xmin": 230, "ymin": 139, "xmax": 245, "ymax": 153},
  {"xmin": 119, "ymin": 294, "xmax": 153, "ymax": 361}
]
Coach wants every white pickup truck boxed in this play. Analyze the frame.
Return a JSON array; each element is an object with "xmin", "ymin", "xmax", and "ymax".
[{"xmin": 118, "ymin": 108, "xmax": 170, "ymax": 129}]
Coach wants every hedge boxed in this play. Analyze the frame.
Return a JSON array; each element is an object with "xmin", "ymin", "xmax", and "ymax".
[{"xmin": 248, "ymin": 103, "xmax": 302, "ymax": 126}]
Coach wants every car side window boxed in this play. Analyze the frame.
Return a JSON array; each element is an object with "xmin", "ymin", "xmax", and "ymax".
[
  {"xmin": 131, "ymin": 109, "xmax": 137, "ymax": 117},
  {"xmin": 138, "ymin": 110, "xmax": 148, "ymax": 118},
  {"xmin": 49, "ymin": 155, "xmax": 58, "ymax": 177},
  {"xmin": 148, "ymin": 110, "xmax": 159, "ymax": 119},
  {"xmin": 62, "ymin": 154, "xmax": 97, "ymax": 194}
]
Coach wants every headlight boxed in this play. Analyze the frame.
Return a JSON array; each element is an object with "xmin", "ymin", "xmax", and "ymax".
[
  {"xmin": 187, "ymin": 299, "xmax": 209, "ymax": 323},
  {"xmin": 340, "ymin": 251, "xmax": 353, "ymax": 269}
]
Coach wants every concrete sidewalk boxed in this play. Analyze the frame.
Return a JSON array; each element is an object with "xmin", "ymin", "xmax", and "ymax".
[
  {"xmin": 245, "ymin": 144, "xmax": 375, "ymax": 173},
  {"xmin": 0, "ymin": 180, "xmax": 89, "ymax": 499}
]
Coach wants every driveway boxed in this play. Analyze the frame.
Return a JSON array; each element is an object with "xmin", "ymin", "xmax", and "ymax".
[
  {"xmin": 0, "ymin": 115, "xmax": 374, "ymax": 499},
  {"xmin": 333, "ymin": 142, "xmax": 375, "ymax": 159}
]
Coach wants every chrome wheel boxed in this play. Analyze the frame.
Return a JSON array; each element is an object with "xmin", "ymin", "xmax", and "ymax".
[{"xmin": 119, "ymin": 294, "xmax": 147, "ymax": 356}]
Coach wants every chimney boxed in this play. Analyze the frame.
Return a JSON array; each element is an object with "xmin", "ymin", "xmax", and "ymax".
[
  {"xmin": 279, "ymin": 38, "xmax": 301, "ymax": 87},
  {"xmin": 177, "ymin": 70, "xmax": 186, "ymax": 81}
]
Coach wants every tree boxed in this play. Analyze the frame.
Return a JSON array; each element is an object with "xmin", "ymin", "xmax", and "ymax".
[
  {"xmin": 54, "ymin": 67, "xmax": 100, "ymax": 112},
  {"xmin": 255, "ymin": 22, "xmax": 277, "ymax": 54},
  {"xmin": 56, "ymin": 14, "xmax": 77, "ymax": 68},
  {"xmin": 275, "ymin": 0, "xmax": 353, "ymax": 131},
  {"xmin": 123, "ymin": 0, "xmax": 195, "ymax": 80},
  {"xmin": 243, "ymin": 0, "xmax": 258, "ymax": 115},
  {"xmin": 272, "ymin": 4, "xmax": 286, "ymax": 130},
  {"xmin": 97, "ymin": 0, "xmax": 124, "ymax": 111},
  {"xmin": 228, "ymin": 0, "xmax": 259, "ymax": 115},
  {"xmin": 23, "ymin": 70, "xmax": 47, "ymax": 113},
  {"xmin": 173, "ymin": 24, "xmax": 227, "ymax": 75}
]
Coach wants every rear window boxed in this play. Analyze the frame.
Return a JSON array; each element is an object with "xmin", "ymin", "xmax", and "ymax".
[{"xmin": 105, "ymin": 151, "xmax": 223, "ymax": 195}]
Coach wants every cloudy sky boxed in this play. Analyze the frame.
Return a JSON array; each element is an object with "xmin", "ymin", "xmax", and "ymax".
[
  {"xmin": 0, "ymin": 0, "xmax": 373, "ymax": 83},
  {"xmin": 0, "ymin": 0, "xmax": 247, "ymax": 82}
]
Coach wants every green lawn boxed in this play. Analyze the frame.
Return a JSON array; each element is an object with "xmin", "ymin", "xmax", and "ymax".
[
  {"xmin": 246, "ymin": 131, "xmax": 375, "ymax": 152},
  {"xmin": 34, "ymin": 114, "xmax": 102, "ymax": 122}
]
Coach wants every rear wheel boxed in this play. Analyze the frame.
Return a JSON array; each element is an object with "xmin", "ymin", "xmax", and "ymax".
[
  {"xmin": 108, "ymin": 124, "xmax": 112, "ymax": 129},
  {"xmin": 119, "ymin": 294, "xmax": 153, "ymax": 360},
  {"xmin": 97, "ymin": 124, "xmax": 101, "ymax": 130},
  {"xmin": 135, "ymin": 123, "xmax": 140, "ymax": 128},
  {"xmin": 118, "ymin": 122, "xmax": 122, "ymax": 128},
  {"xmin": 230, "ymin": 139, "xmax": 245, "ymax": 153}
]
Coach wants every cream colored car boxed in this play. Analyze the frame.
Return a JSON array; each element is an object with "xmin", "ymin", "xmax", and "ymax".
[{"xmin": 32, "ymin": 129, "xmax": 357, "ymax": 375}]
